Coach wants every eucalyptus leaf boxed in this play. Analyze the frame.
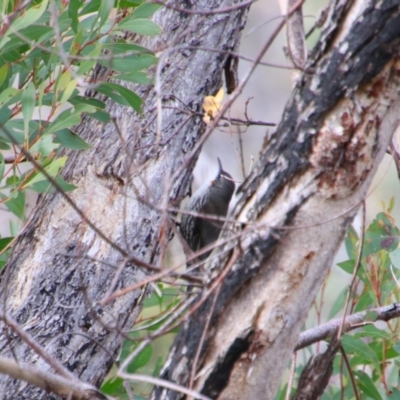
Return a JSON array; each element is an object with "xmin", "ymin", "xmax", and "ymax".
[
  {"xmin": 22, "ymin": 82, "xmax": 35, "ymax": 136},
  {"xmin": 43, "ymin": 109, "xmax": 81, "ymax": 136},
  {"xmin": 29, "ymin": 176, "xmax": 77, "ymax": 193},
  {"xmin": 54, "ymin": 129, "xmax": 90, "ymax": 150},
  {"xmin": 97, "ymin": 82, "xmax": 142, "ymax": 112},
  {"xmin": 117, "ymin": 17, "xmax": 161, "ymax": 36},
  {"xmin": 5, "ymin": 190, "xmax": 25, "ymax": 220},
  {"xmin": 8, "ymin": 0, "xmax": 49, "ymax": 37},
  {"xmin": 132, "ymin": 3, "xmax": 161, "ymax": 19}
]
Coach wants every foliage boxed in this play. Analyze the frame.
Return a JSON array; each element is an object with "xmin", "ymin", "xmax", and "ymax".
[
  {"xmin": 0, "ymin": 0, "xmax": 160, "ymax": 264},
  {"xmin": 101, "ymin": 284, "xmax": 181, "ymax": 398},
  {"xmin": 277, "ymin": 200, "xmax": 400, "ymax": 399}
]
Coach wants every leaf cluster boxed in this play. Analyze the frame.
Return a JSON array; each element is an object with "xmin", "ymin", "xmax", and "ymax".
[{"xmin": 0, "ymin": 0, "xmax": 160, "ymax": 265}]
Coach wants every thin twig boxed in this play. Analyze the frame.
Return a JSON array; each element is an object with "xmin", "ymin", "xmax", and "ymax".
[
  {"xmin": 337, "ymin": 202, "xmax": 366, "ymax": 339},
  {"xmin": 340, "ymin": 345, "xmax": 360, "ymax": 400},
  {"xmin": 118, "ymin": 372, "xmax": 211, "ymax": 400},
  {"xmin": 0, "ymin": 313, "xmax": 75, "ymax": 380}
]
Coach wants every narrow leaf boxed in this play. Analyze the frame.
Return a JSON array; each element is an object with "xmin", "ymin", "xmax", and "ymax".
[
  {"xmin": 98, "ymin": 53, "xmax": 157, "ymax": 72},
  {"xmin": 22, "ymin": 82, "xmax": 35, "ymax": 136},
  {"xmin": 99, "ymin": 0, "xmax": 114, "ymax": 27},
  {"xmin": 0, "ymin": 153, "xmax": 4, "ymax": 182},
  {"xmin": 114, "ymin": 71, "xmax": 152, "ymax": 85},
  {"xmin": 0, "ymin": 237, "xmax": 13, "ymax": 252},
  {"xmin": 43, "ymin": 109, "xmax": 81, "ymax": 136},
  {"xmin": 54, "ymin": 129, "xmax": 90, "ymax": 150},
  {"xmin": 132, "ymin": 3, "xmax": 161, "ymax": 19},
  {"xmin": 0, "ymin": 65, "xmax": 9, "ymax": 88},
  {"xmin": 0, "ymin": 88, "xmax": 19, "ymax": 108},
  {"xmin": 23, "ymin": 157, "xmax": 67, "ymax": 188},
  {"xmin": 29, "ymin": 176, "xmax": 77, "ymax": 193},
  {"xmin": 5, "ymin": 190, "xmax": 25, "ymax": 219},
  {"xmin": 10, "ymin": 0, "xmax": 49, "ymax": 33},
  {"xmin": 68, "ymin": 0, "xmax": 82, "ymax": 33},
  {"xmin": 117, "ymin": 17, "xmax": 161, "ymax": 36},
  {"xmin": 30, "ymin": 135, "xmax": 59, "ymax": 157},
  {"xmin": 97, "ymin": 82, "xmax": 142, "ymax": 112}
]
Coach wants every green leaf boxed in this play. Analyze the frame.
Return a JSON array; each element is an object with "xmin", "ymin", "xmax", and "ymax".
[
  {"xmin": 99, "ymin": 53, "xmax": 157, "ymax": 72},
  {"xmin": 76, "ymin": 45, "xmax": 102, "ymax": 75},
  {"xmin": 117, "ymin": 17, "xmax": 161, "ymax": 36},
  {"xmin": 336, "ymin": 259, "xmax": 354, "ymax": 275},
  {"xmin": 353, "ymin": 324, "xmax": 391, "ymax": 341},
  {"xmin": 57, "ymin": 70, "xmax": 72, "ymax": 96},
  {"xmin": 7, "ymin": 0, "xmax": 49, "ymax": 37},
  {"xmin": 80, "ymin": 0, "xmax": 101, "ymax": 15},
  {"xmin": 69, "ymin": 96, "xmax": 106, "ymax": 109},
  {"xmin": 114, "ymin": 71, "xmax": 152, "ymax": 85},
  {"xmin": 5, "ymin": 190, "xmax": 25, "ymax": 219},
  {"xmin": 69, "ymin": 28, "xmax": 84, "ymax": 56},
  {"xmin": 393, "ymin": 342, "xmax": 400, "ymax": 354},
  {"xmin": 43, "ymin": 109, "xmax": 81, "ymax": 136},
  {"xmin": 117, "ymin": 0, "xmax": 142, "ymax": 8},
  {"xmin": 68, "ymin": 0, "xmax": 82, "ymax": 33},
  {"xmin": 0, "ymin": 237, "xmax": 13, "ymax": 252},
  {"xmin": 345, "ymin": 225, "xmax": 359, "ymax": 260},
  {"xmin": 97, "ymin": 82, "xmax": 142, "ymax": 112},
  {"xmin": 60, "ymin": 80, "xmax": 77, "ymax": 104},
  {"xmin": 354, "ymin": 290, "xmax": 375, "ymax": 312},
  {"xmin": 89, "ymin": 110, "xmax": 110, "ymax": 123},
  {"xmin": 30, "ymin": 135, "xmax": 59, "ymax": 157},
  {"xmin": 133, "ymin": 3, "xmax": 161, "ymax": 19},
  {"xmin": 127, "ymin": 345, "xmax": 153, "ymax": 373},
  {"xmin": 0, "ymin": 138, "xmax": 11, "ymax": 149},
  {"xmin": 9, "ymin": 220, "xmax": 19, "ymax": 237},
  {"xmin": 355, "ymin": 370, "xmax": 383, "ymax": 400},
  {"xmin": 363, "ymin": 212, "xmax": 400, "ymax": 257},
  {"xmin": 23, "ymin": 157, "xmax": 68, "ymax": 188},
  {"xmin": 388, "ymin": 196, "xmax": 395, "ymax": 214},
  {"xmin": 19, "ymin": 25, "xmax": 53, "ymax": 42},
  {"xmin": 54, "ymin": 129, "xmax": 90, "ymax": 150},
  {"xmin": 22, "ymin": 82, "xmax": 35, "ymax": 136},
  {"xmin": 388, "ymin": 387, "xmax": 400, "ymax": 399},
  {"xmin": 0, "ymin": 64, "xmax": 9, "ymax": 88},
  {"xmin": 0, "ymin": 88, "xmax": 19, "ymax": 108},
  {"xmin": 29, "ymin": 176, "xmax": 77, "ymax": 193},
  {"xmin": 102, "ymin": 42, "xmax": 151, "ymax": 55},
  {"xmin": 143, "ymin": 290, "xmax": 161, "ymax": 308},
  {"xmin": 101, "ymin": 377, "xmax": 124, "ymax": 395},
  {"xmin": 99, "ymin": 0, "xmax": 114, "ymax": 28},
  {"xmin": 0, "ymin": 153, "xmax": 4, "ymax": 182},
  {"xmin": 73, "ymin": 104, "xmax": 97, "ymax": 114},
  {"xmin": 342, "ymin": 334, "xmax": 380, "ymax": 372},
  {"xmin": 389, "ymin": 247, "xmax": 400, "ymax": 270}
]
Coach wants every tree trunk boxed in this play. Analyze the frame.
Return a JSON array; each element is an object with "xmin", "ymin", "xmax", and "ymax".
[
  {"xmin": 0, "ymin": 1, "xmax": 250, "ymax": 398},
  {"xmin": 152, "ymin": 1, "xmax": 400, "ymax": 399}
]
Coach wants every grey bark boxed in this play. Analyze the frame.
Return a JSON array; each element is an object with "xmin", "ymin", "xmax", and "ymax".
[
  {"xmin": 152, "ymin": 1, "xmax": 400, "ymax": 399},
  {"xmin": 0, "ymin": 1, "xmax": 250, "ymax": 398}
]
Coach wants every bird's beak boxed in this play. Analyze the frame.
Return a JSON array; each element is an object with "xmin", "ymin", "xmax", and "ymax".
[{"xmin": 217, "ymin": 157, "xmax": 223, "ymax": 173}]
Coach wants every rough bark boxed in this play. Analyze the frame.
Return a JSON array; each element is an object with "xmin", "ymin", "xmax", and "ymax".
[
  {"xmin": 152, "ymin": 1, "xmax": 400, "ymax": 399},
  {"xmin": 0, "ymin": 1, "xmax": 250, "ymax": 398}
]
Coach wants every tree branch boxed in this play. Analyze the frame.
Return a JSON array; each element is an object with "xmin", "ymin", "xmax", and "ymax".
[
  {"xmin": 0, "ymin": 357, "xmax": 107, "ymax": 400},
  {"xmin": 295, "ymin": 303, "xmax": 400, "ymax": 351}
]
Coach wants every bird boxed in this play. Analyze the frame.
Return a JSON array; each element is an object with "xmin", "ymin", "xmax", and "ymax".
[{"xmin": 180, "ymin": 158, "xmax": 235, "ymax": 264}]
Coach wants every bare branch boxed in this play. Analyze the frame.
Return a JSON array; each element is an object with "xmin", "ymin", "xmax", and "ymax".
[
  {"xmin": 295, "ymin": 303, "xmax": 400, "ymax": 351},
  {"xmin": 0, "ymin": 356, "xmax": 108, "ymax": 400}
]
